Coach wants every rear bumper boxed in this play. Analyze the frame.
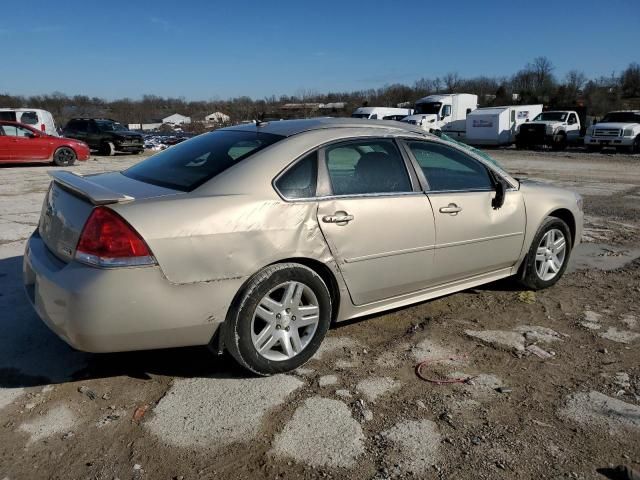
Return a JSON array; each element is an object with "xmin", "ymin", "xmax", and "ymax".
[
  {"xmin": 23, "ymin": 233, "xmax": 237, "ymax": 353},
  {"xmin": 584, "ymin": 135, "xmax": 634, "ymax": 147}
]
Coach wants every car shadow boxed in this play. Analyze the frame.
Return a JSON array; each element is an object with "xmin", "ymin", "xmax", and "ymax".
[
  {"xmin": 0, "ymin": 161, "xmax": 55, "ymax": 168},
  {"xmin": 0, "ymin": 254, "xmax": 253, "ymax": 389}
]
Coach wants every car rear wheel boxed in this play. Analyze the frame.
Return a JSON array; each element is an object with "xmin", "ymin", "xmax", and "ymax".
[
  {"xmin": 519, "ymin": 217, "xmax": 572, "ymax": 290},
  {"xmin": 52, "ymin": 147, "xmax": 77, "ymax": 166},
  {"xmin": 100, "ymin": 141, "xmax": 115, "ymax": 156},
  {"xmin": 223, "ymin": 263, "xmax": 332, "ymax": 375}
]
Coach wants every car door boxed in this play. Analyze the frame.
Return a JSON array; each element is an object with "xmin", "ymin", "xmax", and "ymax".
[
  {"xmin": 0, "ymin": 125, "xmax": 12, "ymax": 161},
  {"xmin": 566, "ymin": 113, "xmax": 580, "ymax": 143},
  {"xmin": 316, "ymin": 138, "xmax": 436, "ymax": 305},
  {"xmin": 2, "ymin": 124, "xmax": 50, "ymax": 161},
  {"xmin": 403, "ymin": 140, "xmax": 526, "ymax": 284}
]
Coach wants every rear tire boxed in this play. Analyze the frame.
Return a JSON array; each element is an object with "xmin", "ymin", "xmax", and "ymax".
[
  {"xmin": 519, "ymin": 217, "xmax": 572, "ymax": 290},
  {"xmin": 52, "ymin": 147, "xmax": 77, "ymax": 166},
  {"xmin": 222, "ymin": 263, "xmax": 332, "ymax": 376},
  {"xmin": 100, "ymin": 141, "xmax": 115, "ymax": 156}
]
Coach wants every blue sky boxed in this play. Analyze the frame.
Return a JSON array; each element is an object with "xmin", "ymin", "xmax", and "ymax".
[{"xmin": 1, "ymin": 0, "xmax": 638, "ymax": 100}]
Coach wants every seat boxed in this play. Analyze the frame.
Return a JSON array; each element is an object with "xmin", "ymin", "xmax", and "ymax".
[{"xmin": 352, "ymin": 151, "xmax": 409, "ymax": 194}]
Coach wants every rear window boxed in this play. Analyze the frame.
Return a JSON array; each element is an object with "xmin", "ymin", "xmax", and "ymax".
[{"xmin": 123, "ymin": 130, "xmax": 284, "ymax": 191}]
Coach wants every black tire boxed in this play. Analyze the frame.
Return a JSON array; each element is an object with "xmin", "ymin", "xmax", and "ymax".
[
  {"xmin": 519, "ymin": 217, "xmax": 572, "ymax": 290},
  {"xmin": 100, "ymin": 141, "xmax": 115, "ymax": 156},
  {"xmin": 630, "ymin": 135, "xmax": 640, "ymax": 155},
  {"xmin": 551, "ymin": 132, "xmax": 567, "ymax": 151},
  {"xmin": 222, "ymin": 263, "xmax": 332, "ymax": 376},
  {"xmin": 52, "ymin": 147, "xmax": 77, "ymax": 166}
]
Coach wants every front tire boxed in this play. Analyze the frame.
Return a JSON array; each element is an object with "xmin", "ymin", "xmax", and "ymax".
[
  {"xmin": 520, "ymin": 217, "xmax": 572, "ymax": 290},
  {"xmin": 223, "ymin": 263, "xmax": 332, "ymax": 375},
  {"xmin": 551, "ymin": 132, "xmax": 567, "ymax": 151},
  {"xmin": 100, "ymin": 141, "xmax": 115, "ymax": 156},
  {"xmin": 52, "ymin": 147, "xmax": 77, "ymax": 166},
  {"xmin": 630, "ymin": 135, "xmax": 640, "ymax": 154}
]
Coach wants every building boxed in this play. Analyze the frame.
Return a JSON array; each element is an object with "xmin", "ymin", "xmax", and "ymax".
[
  {"xmin": 162, "ymin": 113, "xmax": 191, "ymax": 125},
  {"xmin": 204, "ymin": 112, "xmax": 231, "ymax": 124}
]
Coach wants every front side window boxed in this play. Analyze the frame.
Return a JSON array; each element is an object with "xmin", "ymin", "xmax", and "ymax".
[
  {"xmin": 2, "ymin": 125, "xmax": 34, "ymax": 137},
  {"xmin": 67, "ymin": 120, "xmax": 87, "ymax": 132},
  {"xmin": 275, "ymin": 151, "xmax": 317, "ymax": 199},
  {"xmin": 568, "ymin": 114, "xmax": 577, "ymax": 125},
  {"xmin": 124, "ymin": 130, "xmax": 284, "ymax": 191},
  {"xmin": 325, "ymin": 139, "xmax": 411, "ymax": 196},
  {"xmin": 407, "ymin": 141, "xmax": 493, "ymax": 192},
  {"xmin": 441, "ymin": 105, "xmax": 452, "ymax": 118}
]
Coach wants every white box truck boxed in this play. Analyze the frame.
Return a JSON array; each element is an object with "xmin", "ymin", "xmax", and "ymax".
[
  {"xmin": 402, "ymin": 93, "xmax": 478, "ymax": 139},
  {"xmin": 465, "ymin": 104, "xmax": 543, "ymax": 146}
]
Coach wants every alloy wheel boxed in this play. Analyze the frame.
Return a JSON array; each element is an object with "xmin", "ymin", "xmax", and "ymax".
[
  {"xmin": 251, "ymin": 281, "xmax": 320, "ymax": 361},
  {"xmin": 535, "ymin": 228, "xmax": 567, "ymax": 281}
]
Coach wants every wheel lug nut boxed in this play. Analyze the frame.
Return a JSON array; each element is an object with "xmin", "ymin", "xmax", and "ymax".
[
  {"xmin": 292, "ymin": 316, "xmax": 296, "ymax": 321},
  {"xmin": 286, "ymin": 308, "xmax": 291, "ymax": 314},
  {"xmin": 276, "ymin": 325, "xmax": 281, "ymax": 329},
  {"xmin": 285, "ymin": 326, "xmax": 290, "ymax": 332},
  {"xmin": 276, "ymin": 314, "xmax": 281, "ymax": 319}
]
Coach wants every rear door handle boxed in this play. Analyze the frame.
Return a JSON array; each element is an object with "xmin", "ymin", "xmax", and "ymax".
[
  {"xmin": 439, "ymin": 203, "xmax": 462, "ymax": 215},
  {"xmin": 322, "ymin": 213, "xmax": 354, "ymax": 224}
]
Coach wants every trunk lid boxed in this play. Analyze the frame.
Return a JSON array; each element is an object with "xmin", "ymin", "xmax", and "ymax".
[{"xmin": 39, "ymin": 171, "xmax": 179, "ymax": 262}]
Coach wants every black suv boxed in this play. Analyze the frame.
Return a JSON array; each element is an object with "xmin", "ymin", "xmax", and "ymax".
[{"xmin": 63, "ymin": 118, "xmax": 144, "ymax": 155}]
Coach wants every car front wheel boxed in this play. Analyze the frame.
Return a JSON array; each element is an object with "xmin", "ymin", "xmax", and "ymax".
[
  {"xmin": 53, "ymin": 147, "xmax": 77, "ymax": 166},
  {"xmin": 520, "ymin": 217, "xmax": 572, "ymax": 290},
  {"xmin": 223, "ymin": 263, "xmax": 332, "ymax": 375}
]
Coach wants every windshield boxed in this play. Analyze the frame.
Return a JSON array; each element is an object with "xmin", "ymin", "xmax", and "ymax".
[
  {"xmin": 95, "ymin": 120, "xmax": 128, "ymax": 132},
  {"xmin": 414, "ymin": 102, "xmax": 441, "ymax": 115},
  {"xmin": 533, "ymin": 112, "xmax": 567, "ymax": 122},
  {"xmin": 123, "ymin": 129, "xmax": 284, "ymax": 191},
  {"xmin": 600, "ymin": 112, "xmax": 640, "ymax": 123},
  {"xmin": 350, "ymin": 113, "xmax": 370, "ymax": 119}
]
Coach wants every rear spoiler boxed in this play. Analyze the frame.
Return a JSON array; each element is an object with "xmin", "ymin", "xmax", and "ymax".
[{"xmin": 49, "ymin": 171, "xmax": 134, "ymax": 205}]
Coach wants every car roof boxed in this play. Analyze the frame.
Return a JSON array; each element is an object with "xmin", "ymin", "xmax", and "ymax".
[{"xmin": 224, "ymin": 117, "xmax": 429, "ymax": 137}]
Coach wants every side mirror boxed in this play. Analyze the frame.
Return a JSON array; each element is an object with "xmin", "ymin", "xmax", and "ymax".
[
  {"xmin": 492, "ymin": 180, "xmax": 506, "ymax": 209},
  {"xmin": 26, "ymin": 132, "xmax": 37, "ymax": 139}
]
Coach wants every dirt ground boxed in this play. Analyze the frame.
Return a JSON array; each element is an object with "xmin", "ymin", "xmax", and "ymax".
[{"xmin": 0, "ymin": 147, "xmax": 639, "ymax": 480}]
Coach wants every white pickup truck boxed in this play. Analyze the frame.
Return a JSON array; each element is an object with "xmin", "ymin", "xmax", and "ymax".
[
  {"xmin": 584, "ymin": 110, "xmax": 640, "ymax": 153},
  {"xmin": 515, "ymin": 110, "xmax": 582, "ymax": 150}
]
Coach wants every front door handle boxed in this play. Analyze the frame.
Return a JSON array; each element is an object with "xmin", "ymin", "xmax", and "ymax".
[
  {"xmin": 439, "ymin": 203, "xmax": 462, "ymax": 215},
  {"xmin": 322, "ymin": 212, "xmax": 354, "ymax": 225}
]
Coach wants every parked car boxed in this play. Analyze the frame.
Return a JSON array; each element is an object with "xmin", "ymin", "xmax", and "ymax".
[
  {"xmin": 516, "ymin": 110, "xmax": 583, "ymax": 150},
  {"xmin": 0, "ymin": 121, "xmax": 89, "ymax": 165},
  {"xmin": 0, "ymin": 108, "xmax": 59, "ymax": 137},
  {"xmin": 24, "ymin": 118, "xmax": 583, "ymax": 375},
  {"xmin": 62, "ymin": 118, "xmax": 144, "ymax": 156},
  {"xmin": 584, "ymin": 110, "xmax": 640, "ymax": 153}
]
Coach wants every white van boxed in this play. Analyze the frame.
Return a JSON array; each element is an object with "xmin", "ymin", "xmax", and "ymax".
[
  {"xmin": 0, "ymin": 108, "xmax": 59, "ymax": 136},
  {"xmin": 351, "ymin": 107, "xmax": 414, "ymax": 121}
]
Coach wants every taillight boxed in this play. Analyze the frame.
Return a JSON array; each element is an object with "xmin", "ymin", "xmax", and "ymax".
[
  {"xmin": 41, "ymin": 123, "xmax": 46, "ymax": 132},
  {"xmin": 75, "ymin": 207, "xmax": 155, "ymax": 267}
]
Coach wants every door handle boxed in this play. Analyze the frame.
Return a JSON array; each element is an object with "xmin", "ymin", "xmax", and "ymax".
[
  {"xmin": 439, "ymin": 203, "xmax": 462, "ymax": 215},
  {"xmin": 322, "ymin": 213, "xmax": 354, "ymax": 224}
]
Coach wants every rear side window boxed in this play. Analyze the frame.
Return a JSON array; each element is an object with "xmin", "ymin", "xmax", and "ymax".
[
  {"xmin": 407, "ymin": 141, "xmax": 493, "ymax": 191},
  {"xmin": 124, "ymin": 130, "xmax": 284, "ymax": 191},
  {"xmin": 276, "ymin": 151, "xmax": 318, "ymax": 199},
  {"xmin": 325, "ymin": 139, "xmax": 412, "ymax": 195},
  {"xmin": 66, "ymin": 120, "xmax": 87, "ymax": 132},
  {"xmin": 0, "ymin": 112, "xmax": 17, "ymax": 121},
  {"xmin": 19, "ymin": 111, "xmax": 38, "ymax": 125}
]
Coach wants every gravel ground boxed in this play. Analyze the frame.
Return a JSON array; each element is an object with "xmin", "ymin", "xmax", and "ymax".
[{"xmin": 0, "ymin": 147, "xmax": 639, "ymax": 479}]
